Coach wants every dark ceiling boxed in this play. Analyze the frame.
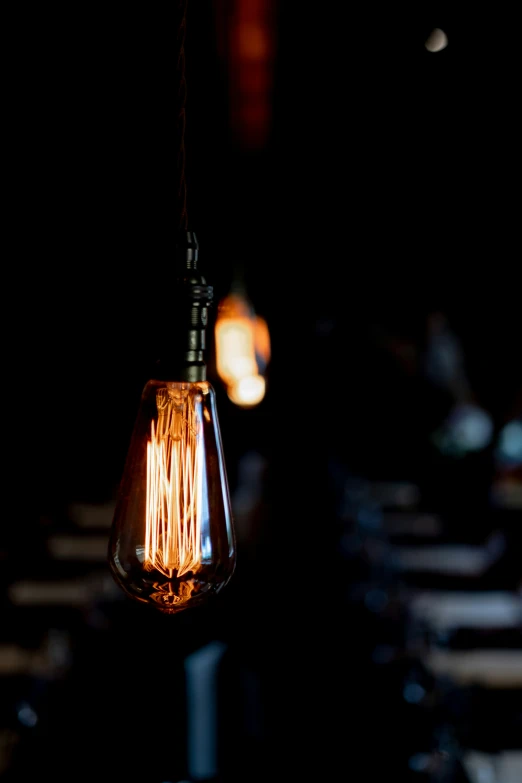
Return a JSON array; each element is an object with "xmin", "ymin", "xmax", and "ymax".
[{"xmin": 8, "ymin": 1, "xmax": 520, "ymax": 506}]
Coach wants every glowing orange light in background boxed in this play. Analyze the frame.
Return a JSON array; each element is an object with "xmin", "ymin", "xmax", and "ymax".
[
  {"xmin": 227, "ymin": 374, "xmax": 266, "ymax": 407},
  {"xmin": 214, "ymin": 0, "xmax": 277, "ymax": 149},
  {"xmin": 215, "ymin": 292, "xmax": 271, "ymax": 408}
]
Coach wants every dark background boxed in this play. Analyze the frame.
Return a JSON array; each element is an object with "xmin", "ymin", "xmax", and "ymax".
[
  {"xmin": 3, "ymin": 2, "xmax": 521, "ymax": 782},
  {"xmin": 16, "ymin": 1, "xmax": 520, "ymax": 506}
]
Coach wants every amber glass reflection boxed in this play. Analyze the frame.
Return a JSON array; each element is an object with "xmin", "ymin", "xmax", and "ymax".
[{"xmin": 108, "ymin": 380, "xmax": 236, "ymax": 614}]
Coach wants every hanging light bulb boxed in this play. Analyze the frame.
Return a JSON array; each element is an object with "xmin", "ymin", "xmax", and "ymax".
[
  {"xmin": 214, "ymin": 287, "xmax": 271, "ymax": 408},
  {"xmin": 108, "ymin": 232, "xmax": 237, "ymax": 614}
]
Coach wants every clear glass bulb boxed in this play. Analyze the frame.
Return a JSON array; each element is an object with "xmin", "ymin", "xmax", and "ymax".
[{"xmin": 108, "ymin": 378, "xmax": 236, "ymax": 614}]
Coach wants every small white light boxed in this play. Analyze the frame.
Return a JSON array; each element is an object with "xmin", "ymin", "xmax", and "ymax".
[{"xmin": 425, "ymin": 28, "xmax": 448, "ymax": 53}]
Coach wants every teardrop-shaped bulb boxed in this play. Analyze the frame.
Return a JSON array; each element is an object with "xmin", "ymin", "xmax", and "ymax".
[{"xmin": 108, "ymin": 378, "xmax": 236, "ymax": 614}]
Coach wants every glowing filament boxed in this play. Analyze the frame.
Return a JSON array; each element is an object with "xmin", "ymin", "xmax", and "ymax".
[{"xmin": 144, "ymin": 388, "xmax": 203, "ymax": 578}]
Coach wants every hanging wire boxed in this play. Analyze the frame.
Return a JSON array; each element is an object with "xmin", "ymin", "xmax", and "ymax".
[{"xmin": 176, "ymin": 0, "xmax": 188, "ymax": 230}]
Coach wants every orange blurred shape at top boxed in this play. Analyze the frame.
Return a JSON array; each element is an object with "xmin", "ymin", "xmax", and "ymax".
[
  {"xmin": 237, "ymin": 21, "xmax": 270, "ymax": 61},
  {"xmin": 214, "ymin": 0, "xmax": 277, "ymax": 148}
]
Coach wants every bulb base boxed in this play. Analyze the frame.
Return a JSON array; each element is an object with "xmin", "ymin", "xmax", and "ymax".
[{"xmin": 156, "ymin": 231, "xmax": 213, "ymax": 381}]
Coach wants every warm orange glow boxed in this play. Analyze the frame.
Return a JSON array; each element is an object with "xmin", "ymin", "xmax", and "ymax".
[
  {"xmin": 145, "ymin": 387, "xmax": 203, "ymax": 578},
  {"xmin": 237, "ymin": 22, "xmax": 270, "ymax": 60},
  {"xmin": 109, "ymin": 379, "xmax": 236, "ymax": 614},
  {"xmin": 254, "ymin": 315, "xmax": 271, "ymax": 368},
  {"xmin": 217, "ymin": 292, "xmax": 252, "ymax": 319},
  {"xmin": 227, "ymin": 375, "xmax": 266, "ymax": 408},
  {"xmin": 215, "ymin": 317, "xmax": 258, "ymax": 387},
  {"xmin": 215, "ymin": 292, "xmax": 270, "ymax": 408},
  {"xmin": 213, "ymin": 0, "xmax": 277, "ymax": 148}
]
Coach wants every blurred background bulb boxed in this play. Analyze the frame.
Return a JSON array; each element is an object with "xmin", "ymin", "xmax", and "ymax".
[{"xmin": 214, "ymin": 290, "xmax": 271, "ymax": 408}]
